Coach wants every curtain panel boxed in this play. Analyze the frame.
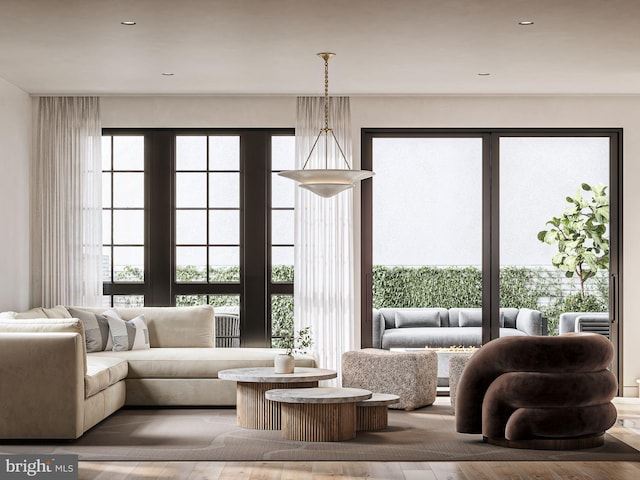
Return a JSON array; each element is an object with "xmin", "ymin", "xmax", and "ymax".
[
  {"xmin": 32, "ymin": 97, "xmax": 102, "ymax": 307},
  {"xmin": 293, "ymin": 96, "xmax": 357, "ymax": 385}
]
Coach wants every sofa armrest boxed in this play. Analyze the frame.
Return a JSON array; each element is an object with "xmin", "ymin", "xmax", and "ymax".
[
  {"xmin": 574, "ymin": 313, "xmax": 610, "ymax": 337},
  {"xmin": 515, "ymin": 308, "xmax": 547, "ymax": 336},
  {"xmin": 372, "ymin": 309, "xmax": 385, "ymax": 349},
  {"xmin": 0, "ymin": 333, "xmax": 85, "ymax": 439}
]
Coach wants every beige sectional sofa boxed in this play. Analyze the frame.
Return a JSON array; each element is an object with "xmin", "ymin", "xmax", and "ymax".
[{"xmin": 0, "ymin": 305, "xmax": 316, "ymax": 440}]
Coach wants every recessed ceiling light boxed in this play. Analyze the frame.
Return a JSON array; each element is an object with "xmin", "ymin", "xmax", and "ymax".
[
  {"xmin": 121, "ymin": 21, "xmax": 136, "ymax": 26},
  {"xmin": 518, "ymin": 21, "xmax": 534, "ymax": 26},
  {"xmin": 161, "ymin": 72, "xmax": 174, "ymax": 76},
  {"xmin": 478, "ymin": 72, "xmax": 491, "ymax": 76}
]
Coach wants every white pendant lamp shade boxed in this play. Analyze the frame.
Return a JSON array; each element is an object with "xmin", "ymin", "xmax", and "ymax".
[
  {"xmin": 279, "ymin": 169, "xmax": 373, "ymax": 197},
  {"xmin": 279, "ymin": 53, "xmax": 373, "ymax": 198}
]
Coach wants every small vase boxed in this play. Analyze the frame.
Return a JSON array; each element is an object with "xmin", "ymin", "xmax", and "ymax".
[{"xmin": 274, "ymin": 354, "xmax": 295, "ymax": 374}]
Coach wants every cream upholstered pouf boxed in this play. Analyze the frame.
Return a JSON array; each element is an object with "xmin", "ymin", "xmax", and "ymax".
[
  {"xmin": 448, "ymin": 354, "xmax": 473, "ymax": 407},
  {"xmin": 341, "ymin": 348, "xmax": 438, "ymax": 410}
]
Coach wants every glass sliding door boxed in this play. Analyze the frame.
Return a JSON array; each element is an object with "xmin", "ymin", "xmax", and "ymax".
[
  {"xmin": 499, "ymin": 136, "xmax": 611, "ymax": 337},
  {"xmin": 369, "ymin": 135, "xmax": 484, "ymax": 343},
  {"xmin": 362, "ymin": 128, "xmax": 621, "ymax": 389}
]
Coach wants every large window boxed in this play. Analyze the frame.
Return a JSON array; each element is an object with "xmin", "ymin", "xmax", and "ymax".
[
  {"xmin": 102, "ymin": 129, "xmax": 295, "ymax": 347},
  {"xmin": 361, "ymin": 128, "xmax": 622, "ymax": 384},
  {"xmin": 101, "ymin": 135, "xmax": 145, "ymax": 307}
]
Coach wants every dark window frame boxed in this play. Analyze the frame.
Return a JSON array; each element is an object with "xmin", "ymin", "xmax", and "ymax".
[
  {"xmin": 361, "ymin": 128, "xmax": 623, "ymax": 394},
  {"xmin": 102, "ymin": 128, "xmax": 295, "ymax": 347}
]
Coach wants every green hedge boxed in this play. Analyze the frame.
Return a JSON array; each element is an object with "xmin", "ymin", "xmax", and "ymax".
[{"xmin": 116, "ymin": 264, "xmax": 608, "ymax": 337}]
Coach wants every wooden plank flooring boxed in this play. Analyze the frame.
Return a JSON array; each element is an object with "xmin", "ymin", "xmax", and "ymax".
[
  {"xmin": 78, "ymin": 461, "xmax": 640, "ymax": 479},
  {"xmin": 78, "ymin": 398, "xmax": 640, "ymax": 480}
]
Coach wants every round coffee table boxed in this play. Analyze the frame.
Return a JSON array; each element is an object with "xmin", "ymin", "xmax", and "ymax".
[
  {"xmin": 265, "ymin": 387, "xmax": 371, "ymax": 441},
  {"xmin": 218, "ymin": 367, "xmax": 336, "ymax": 430}
]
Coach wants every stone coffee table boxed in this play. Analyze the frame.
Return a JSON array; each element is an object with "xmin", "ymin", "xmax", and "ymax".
[
  {"xmin": 265, "ymin": 387, "xmax": 372, "ymax": 441},
  {"xmin": 218, "ymin": 367, "xmax": 336, "ymax": 430}
]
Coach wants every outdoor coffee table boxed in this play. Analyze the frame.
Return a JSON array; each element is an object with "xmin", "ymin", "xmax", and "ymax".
[
  {"xmin": 265, "ymin": 387, "xmax": 372, "ymax": 441},
  {"xmin": 218, "ymin": 367, "xmax": 336, "ymax": 430}
]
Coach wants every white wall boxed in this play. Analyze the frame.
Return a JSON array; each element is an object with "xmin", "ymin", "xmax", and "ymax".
[
  {"xmin": 102, "ymin": 94, "xmax": 640, "ymax": 396},
  {"xmin": 0, "ymin": 78, "xmax": 31, "ymax": 311}
]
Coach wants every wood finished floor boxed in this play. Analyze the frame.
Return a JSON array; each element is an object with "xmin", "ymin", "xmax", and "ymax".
[{"xmin": 78, "ymin": 397, "xmax": 640, "ymax": 480}]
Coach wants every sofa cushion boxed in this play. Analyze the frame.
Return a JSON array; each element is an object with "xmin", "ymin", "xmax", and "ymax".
[
  {"xmin": 89, "ymin": 347, "xmax": 316, "ymax": 378},
  {"xmin": 85, "ymin": 356, "xmax": 128, "ymax": 398},
  {"xmin": 459, "ymin": 310, "xmax": 505, "ymax": 328},
  {"xmin": 103, "ymin": 309, "xmax": 150, "ymax": 351},
  {"xmin": 13, "ymin": 305, "xmax": 72, "ymax": 319},
  {"xmin": 501, "ymin": 308, "xmax": 519, "ymax": 329},
  {"xmin": 72, "ymin": 305, "xmax": 214, "ymax": 348},
  {"xmin": 382, "ymin": 327, "xmax": 527, "ymax": 349},
  {"xmin": 68, "ymin": 307, "xmax": 110, "ymax": 352},
  {"xmin": 395, "ymin": 309, "xmax": 441, "ymax": 328},
  {"xmin": 458, "ymin": 310, "xmax": 482, "ymax": 327}
]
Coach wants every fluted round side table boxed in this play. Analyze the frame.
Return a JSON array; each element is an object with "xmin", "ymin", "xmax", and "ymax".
[
  {"xmin": 356, "ymin": 393, "xmax": 400, "ymax": 431},
  {"xmin": 265, "ymin": 387, "xmax": 372, "ymax": 441}
]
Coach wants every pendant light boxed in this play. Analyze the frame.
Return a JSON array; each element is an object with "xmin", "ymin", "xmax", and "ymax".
[{"xmin": 279, "ymin": 53, "xmax": 374, "ymax": 198}]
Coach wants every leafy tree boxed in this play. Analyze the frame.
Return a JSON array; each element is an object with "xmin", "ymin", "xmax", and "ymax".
[
  {"xmin": 114, "ymin": 265, "xmax": 144, "ymax": 282},
  {"xmin": 537, "ymin": 183, "xmax": 609, "ymax": 300}
]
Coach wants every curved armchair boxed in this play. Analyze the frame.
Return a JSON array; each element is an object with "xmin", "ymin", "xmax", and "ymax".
[{"xmin": 455, "ymin": 333, "xmax": 617, "ymax": 449}]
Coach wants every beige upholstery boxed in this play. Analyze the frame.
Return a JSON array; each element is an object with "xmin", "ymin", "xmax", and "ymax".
[
  {"xmin": 83, "ymin": 382, "xmax": 126, "ymax": 433},
  {"xmin": 85, "ymin": 356, "xmax": 128, "ymax": 397},
  {"xmin": 0, "ymin": 332, "xmax": 85, "ymax": 439},
  {"xmin": 14, "ymin": 305, "xmax": 72, "ymax": 319},
  {"xmin": 89, "ymin": 347, "xmax": 315, "ymax": 378},
  {"xmin": 342, "ymin": 348, "xmax": 438, "ymax": 410},
  {"xmin": 74, "ymin": 305, "xmax": 215, "ymax": 348},
  {"xmin": 0, "ymin": 318, "xmax": 87, "ymax": 373},
  {"xmin": 124, "ymin": 378, "xmax": 237, "ymax": 406},
  {"xmin": 0, "ymin": 306, "xmax": 318, "ymax": 439}
]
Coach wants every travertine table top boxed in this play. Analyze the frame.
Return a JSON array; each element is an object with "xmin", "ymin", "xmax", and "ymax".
[
  {"xmin": 356, "ymin": 392, "xmax": 400, "ymax": 406},
  {"xmin": 218, "ymin": 367, "xmax": 336, "ymax": 383},
  {"xmin": 265, "ymin": 387, "xmax": 372, "ymax": 404}
]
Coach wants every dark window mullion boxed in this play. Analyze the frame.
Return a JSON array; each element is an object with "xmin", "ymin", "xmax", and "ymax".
[
  {"xmin": 206, "ymin": 136, "xmax": 211, "ymax": 283},
  {"xmin": 109, "ymin": 136, "xmax": 115, "ymax": 284}
]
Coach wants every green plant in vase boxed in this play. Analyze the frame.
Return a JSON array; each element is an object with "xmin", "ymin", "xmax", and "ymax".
[{"xmin": 274, "ymin": 326, "xmax": 313, "ymax": 374}]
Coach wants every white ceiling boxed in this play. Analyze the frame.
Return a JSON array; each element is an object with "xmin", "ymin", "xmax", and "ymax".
[{"xmin": 1, "ymin": 0, "xmax": 640, "ymax": 96}]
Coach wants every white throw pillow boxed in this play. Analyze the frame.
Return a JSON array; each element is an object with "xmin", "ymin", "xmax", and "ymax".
[
  {"xmin": 0, "ymin": 311, "xmax": 17, "ymax": 319},
  {"xmin": 103, "ymin": 309, "xmax": 150, "ymax": 351}
]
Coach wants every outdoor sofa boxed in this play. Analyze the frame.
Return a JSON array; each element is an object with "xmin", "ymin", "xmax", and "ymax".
[
  {"xmin": 559, "ymin": 311, "xmax": 610, "ymax": 337},
  {"xmin": 0, "ymin": 305, "xmax": 316, "ymax": 439},
  {"xmin": 373, "ymin": 307, "xmax": 547, "ymax": 349}
]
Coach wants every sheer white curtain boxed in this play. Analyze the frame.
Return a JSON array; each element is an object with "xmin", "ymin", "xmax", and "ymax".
[
  {"xmin": 32, "ymin": 97, "xmax": 102, "ymax": 307},
  {"xmin": 294, "ymin": 96, "xmax": 357, "ymax": 385}
]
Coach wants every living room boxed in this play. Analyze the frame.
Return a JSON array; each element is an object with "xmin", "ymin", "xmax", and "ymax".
[{"xmin": 2, "ymin": 1, "xmax": 640, "ymax": 479}]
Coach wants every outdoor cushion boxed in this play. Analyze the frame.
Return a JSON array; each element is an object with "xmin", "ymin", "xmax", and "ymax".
[
  {"xmin": 395, "ymin": 309, "xmax": 440, "ymax": 328},
  {"xmin": 381, "ymin": 326, "xmax": 526, "ymax": 349},
  {"xmin": 459, "ymin": 310, "xmax": 505, "ymax": 328}
]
